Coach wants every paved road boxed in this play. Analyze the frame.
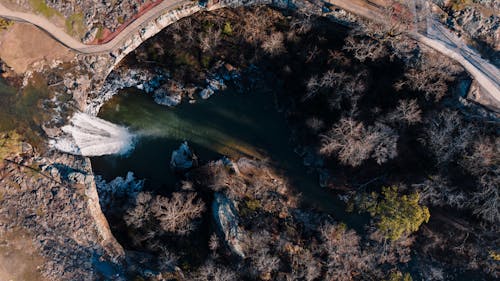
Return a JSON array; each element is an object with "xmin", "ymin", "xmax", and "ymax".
[
  {"xmin": 0, "ymin": 0, "xmax": 188, "ymax": 54},
  {"xmin": 327, "ymin": 0, "xmax": 500, "ymax": 104},
  {"xmin": 421, "ymin": 18, "xmax": 500, "ymax": 102},
  {"xmin": 1, "ymin": 0, "xmax": 499, "ymax": 103}
]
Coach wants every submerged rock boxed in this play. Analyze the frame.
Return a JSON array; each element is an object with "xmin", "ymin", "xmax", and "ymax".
[
  {"xmin": 199, "ymin": 87, "xmax": 215, "ymax": 100},
  {"xmin": 212, "ymin": 192, "xmax": 245, "ymax": 259},
  {"xmin": 153, "ymin": 87, "xmax": 182, "ymax": 107},
  {"xmin": 170, "ymin": 141, "xmax": 197, "ymax": 171},
  {"xmin": 199, "ymin": 76, "xmax": 225, "ymax": 100},
  {"xmin": 198, "ymin": 62, "xmax": 233, "ymax": 100}
]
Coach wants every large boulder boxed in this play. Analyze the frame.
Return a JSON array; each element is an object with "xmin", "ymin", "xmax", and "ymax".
[
  {"xmin": 212, "ymin": 192, "xmax": 245, "ymax": 259},
  {"xmin": 170, "ymin": 141, "xmax": 197, "ymax": 171},
  {"xmin": 153, "ymin": 87, "xmax": 182, "ymax": 107}
]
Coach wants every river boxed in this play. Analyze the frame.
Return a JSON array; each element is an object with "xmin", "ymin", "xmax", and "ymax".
[{"xmin": 90, "ymin": 86, "xmax": 364, "ymax": 226}]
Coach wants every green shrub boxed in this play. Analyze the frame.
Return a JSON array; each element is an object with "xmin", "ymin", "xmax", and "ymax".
[
  {"xmin": 222, "ymin": 22, "xmax": 233, "ymax": 36},
  {"xmin": 0, "ymin": 18, "xmax": 13, "ymax": 30},
  {"xmin": 201, "ymin": 55, "xmax": 211, "ymax": 68},
  {"xmin": 29, "ymin": 0, "xmax": 61, "ymax": 18},
  {"xmin": 450, "ymin": 0, "xmax": 473, "ymax": 11},
  {"xmin": 386, "ymin": 271, "xmax": 412, "ymax": 281},
  {"xmin": 95, "ymin": 25, "xmax": 104, "ymax": 40},
  {"xmin": 65, "ymin": 12, "xmax": 85, "ymax": 37},
  {"xmin": 361, "ymin": 186, "xmax": 430, "ymax": 241},
  {"xmin": 245, "ymin": 199, "xmax": 261, "ymax": 211}
]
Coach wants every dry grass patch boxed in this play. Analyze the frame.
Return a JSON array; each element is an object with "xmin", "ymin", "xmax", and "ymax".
[
  {"xmin": 0, "ymin": 23, "xmax": 74, "ymax": 73},
  {"xmin": 0, "ymin": 228, "xmax": 47, "ymax": 281}
]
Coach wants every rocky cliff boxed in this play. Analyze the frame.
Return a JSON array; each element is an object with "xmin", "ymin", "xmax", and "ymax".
[{"xmin": 0, "ymin": 135, "xmax": 124, "ymax": 280}]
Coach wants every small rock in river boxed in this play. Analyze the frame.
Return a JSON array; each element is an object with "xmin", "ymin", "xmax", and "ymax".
[{"xmin": 170, "ymin": 141, "xmax": 198, "ymax": 171}]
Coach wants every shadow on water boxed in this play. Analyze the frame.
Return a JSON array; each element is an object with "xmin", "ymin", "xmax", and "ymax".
[{"xmin": 91, "ymin": 87, "xmax": 368, "ymax": 229}]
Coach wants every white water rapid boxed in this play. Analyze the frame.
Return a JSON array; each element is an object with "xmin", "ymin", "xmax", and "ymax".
[{"xmin": 51, "ymin": 112, "xmax": 135, "ymax": 156}]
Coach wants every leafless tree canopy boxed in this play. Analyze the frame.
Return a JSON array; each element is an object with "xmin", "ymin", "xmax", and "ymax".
[
  {"xmin": 190, "ymin": 261, "xmax": 239, "ymax": 281},
  {"xmin": 261, "ymin": 32, "xmax": 286, "ymax": 56},
  {"xmin": 199, "ymin": 27, "xmax": 222, "ymax": 54},
  {"xmin": 343, "ymin": 36, "xmax": 389, "ymax": 62},
  {"xmin": 461, "ymin": 137, "xmax": 500, "ymax": 177},
  {"xmin": 124, "ymin": 191, "xmax": 153, "ymax": 229},
  {"xmin": 124, "ymin": 191, "xmax": 205, "ymax": 236},
  {"xmin": 423, "ymin": 110, "xmax": 474, "ymax": 165},
  {"xmin": 386, "ymin": 99, "xmax": 422, "ymax": 125},
  {"xmin": 320, "ymin": 118, "xmax": 398, "ymax": 167},
  {"xmin": 402, "ymin": 51, "xmax": 463, "ymax": 101},
  {"xmin": 473, "ymin": 174, "xmax": 500, "ymax": 224},
  {"xmin": 413, "ymin": 175, "xmax": 467, "ymax": 209},
  {"xmin": 320, "ymin": 223, "xmax": 376, "ymax": 280},
  {"xmin": 343, "ymin": 1, "xmax": 418, "ymax": 62},
  {"xmin": 152, "ymin": 192, "xmax": 205, "ymax": 235}
]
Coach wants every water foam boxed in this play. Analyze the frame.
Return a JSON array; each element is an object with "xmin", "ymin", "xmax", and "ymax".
[{"xmin": 51, "ymin": 112, "xmax": 135, "ymax": 156}]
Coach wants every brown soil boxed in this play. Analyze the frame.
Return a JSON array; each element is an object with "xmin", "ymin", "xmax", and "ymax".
[
  {"xmin": 0, "ymin": 228, "xmax": 47, "ymax": 281},
  {"xmin": 0, "ymin": 22, "xmax": 75, "ymax": 74}
]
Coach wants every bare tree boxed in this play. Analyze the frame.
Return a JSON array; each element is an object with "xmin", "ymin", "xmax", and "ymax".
[
  {"xmin": 239, "ymin": 6, "xmax": 274, "ymax": 45},
  {"xmin": 459, "ymin": 136, "xmax": 499, "ymax": 224},
  {"xmin": 327, "ymin": 49, "xmax": 352, "ymax": 66},
  {"xmin": 251, "ymin": 248, "xmax": 280, "ymax": 280},
  {"xmin": 261, "ymin": 32, "xmax": 286, "ymax": 56},
  {"xmin": 423, "ymin": 110, "xmax": 474, "ymax": 165},
  {"xmin": 286, "ymin": 247, "xmax": 321, "ymax": 281},
  {"xmin": 343, "ymin": 36, "xmax": 388, "ymax": 62},
  {"xmin": 320, "ymin": 118, "xmax": 398, "ymax": 167},
  {"xmin": 328, "ymin": 71, "xmax": 367, "ymax": 111},
  {"xmin": 151, "ymin": 192, "xmax": 205, "ymax": 235},
  {"xmin": 370, "ymin": 122, "xmax": 399, "ymax": 165},
  {"xmin": 209, "ymin": 233, "xmax": 220, "ymax": 253},
  {"xmin": 403, "ymin": 51, "xmax": 463, "ymax": 101},
  {"xmin": 320, "ymin": 223, "xmax": 375, "ymax": 280},
  {"xmin": 303, "ymin": 75, "xmax": 321, "ymax": 101},
  {"xmin": 124, "ymin": 192, "xmax": 153, "ymax": 229},
  {"xmin": 304, "ymin": 69, "xmax": 366, "ymax": 105},
  {"xmin": 369, "ymin": 228, "xmax": 415, "ymax": 265},
  {"xmin": 156, "ymin": 244, "xmax": 179, "ymax": 272},
  {"xmin": 413, "ymin": 175, "xmax": 467, "ymax": 209},
  {"xmin": 320, "ymin": 69, "xmax": 346, "ymax": 88},
  {"xmin": 305, "ymin": 117, "xmax": 325, "ymax": 132},
  {"xmin": 320, "ymin": 118, "xmax": 373, "ymax": 167},
  {"xmin": 461, "ymin": 137, "xmax": 499, "ymax": 177},
  {"xmin": 386, "ymin": 99, "xmax": 422, "ymax": 125},
  {"xmin": 191, "ymin": 261, "xmax": 239, "ymax": 281},
  {"xmin": 290, "ymin": 13, "xmax": 313, "ymax": 35},
  {"xmin": 473, "ymin": 174, "xmax": 500, "ymax": 224},
  {"xmin": 199, "ymin": 27, "xmax": 221, "ymax": 53},
  {"xmin": 343, "ymin": 1, "xmax": 418, "ymax": 62}
]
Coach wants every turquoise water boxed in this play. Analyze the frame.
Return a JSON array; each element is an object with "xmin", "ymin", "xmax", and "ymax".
[{"xmin": 91, "ymin": 87, "xmax": 357, "ymax": 220}]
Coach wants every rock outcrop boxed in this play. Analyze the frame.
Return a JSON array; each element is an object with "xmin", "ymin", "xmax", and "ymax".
[
  {"xmin": 0, "ymin": 148, "xmax": 125, "ymax": 280},
  {"xmin": 170, "ymin": 141, "xmax": 197, "ymax": 171},
  {"xmin": 212, "ymin": 192, "xmax": 246, "ymax": 259}
]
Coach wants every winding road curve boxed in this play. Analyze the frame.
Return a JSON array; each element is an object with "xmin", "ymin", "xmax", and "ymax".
[
  {"xmin": 0, "ymin": 0, "xmax": 188, "ymax": 54},
  {"xmin": 1, "ymin": 0, "xmax": 499, "ymax": 103},
  {"xmin": 327, "ymin": 0, "xmax": 500, "ymax": 104}
]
